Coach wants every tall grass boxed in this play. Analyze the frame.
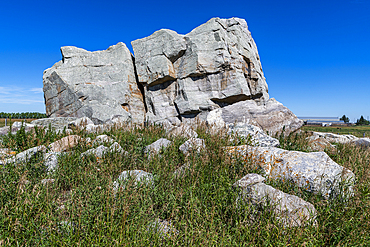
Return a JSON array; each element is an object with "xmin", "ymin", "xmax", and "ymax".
[{"xmin": 0, "ymin": 124, "xmax": 369, "ymax": 246}]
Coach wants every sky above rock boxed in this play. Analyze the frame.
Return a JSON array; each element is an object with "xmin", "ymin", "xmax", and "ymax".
[{"xmin": 0, "ymin": 0, "xmax": 369, "ymax": 123}]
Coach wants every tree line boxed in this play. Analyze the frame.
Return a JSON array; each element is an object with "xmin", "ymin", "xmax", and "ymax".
[
  {"xmin": 340, "ymin": 115, "xmax": 370, "ymax": 125},
  {"xmin": 0, "ymin": 112, "xmax": 47, "ymax": 119}
]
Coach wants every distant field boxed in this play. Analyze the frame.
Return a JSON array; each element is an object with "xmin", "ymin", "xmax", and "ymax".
[
  {"xmin": 0, "ymin": 118, "xmax": 39, "ymax": 128},
  {"xmin": 301, "ymin": 125, "xmax": 370, "ymax": 138}
]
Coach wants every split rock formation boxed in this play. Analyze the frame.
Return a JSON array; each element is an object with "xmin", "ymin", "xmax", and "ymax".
[{"xmin": 43, "ymin": 17, "xmax": 302, "ymax": 134}]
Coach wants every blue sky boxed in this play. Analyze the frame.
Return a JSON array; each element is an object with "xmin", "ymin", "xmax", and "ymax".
[{"xmin": 0, "ymin": 0, "xmax": 369, "ymax": 122}]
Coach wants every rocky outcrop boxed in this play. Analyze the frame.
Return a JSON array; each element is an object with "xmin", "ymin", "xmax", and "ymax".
[
  {"xmin": 226, "ymin": 145, "xmax": 355, "ymax": 199},
  {"xmin": 43, "ymin": 42, "xmax": 145, "ymax": 124},
  {"xmin": 132, "ymin": 17, "xmax": 269, "ymax": 125}
]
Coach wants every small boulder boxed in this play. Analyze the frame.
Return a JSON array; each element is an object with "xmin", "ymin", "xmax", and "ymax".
[
  {"xmin": 234, "ymin": 173, "xmax": 317, "ymax": 227},
  {"xmin": 306, "ymin": 135, "xmax": 336, "ymax": 152},
  {"xmin": 179, "ymin": 138, "xmax": 206, "ymax": 155},
  {"xmin": 147, "ymin": 218, "xmax": 179, "ymax": 239},
  {"xmin": 144, "ymin": 138, "xmax": 173, "ymax": 158},
  {"xmin": 48, "ymin": 135, "xmax": 81, "ymax": 152},
  {"xmin": 228, "ymin": 122, "xmax": 279, "ymax": 147},
  {"xmin": 351, "ymin": 138, "xmax": 370, "ymax": 148},
  {"xmin": 113, "ymin": 170, "xmax": 154, "ymax": 192},
  {"xmin": 44, "ymin": 152, "xmax": 60, "ymax": 173},
  {"xmin": 167, "ymin": 124, "xmax": 198, "ymax": 139}
]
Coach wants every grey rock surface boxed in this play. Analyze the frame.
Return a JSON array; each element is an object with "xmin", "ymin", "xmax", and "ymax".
[
  {"xmin": 132, "ymin": 17, "xmax": 269, "ymax": 125},
  {"xmin": 31, "ymin": 117, "xmax": 78, "ymax": 130},
  {"xmin": 207, "ymin": 98, "xmax": 303, "ymax": 136},
  {"xmin": 144, "ymin": 138, "xmax": 173, "ymax": 157},
  {"xmin": 228, "ymin": 122, "xmax": 280, "ymax": 147},
  {"xmin": 44, "ymin": 152, "xmax": 60, "ymax": 173},
  {"xmin": 306, "ymin": 135, "xmax": 336, "ymax": 152},
  {"xmin": 166, "ymin": 124, "xmax": 198, "ymax": 139},
  {"xmin": 173, "ymin": 163, "xmax": 191, "ymax": 179},
  {"xmin": 93, "ymin": 135, "xmax": 115, "ymax": 145},
  {"xmin": 179, "ymin": 138, "xmax": 206, "ymax": 155},
  {"xmin": 113, "ymin": 170, "xmax": 154, "ymax": 191},
  {"xmin": 43, "ymin": 42, "xmax": 145, "ymax": 124},
  {"xmin": 3, "ymin": 145, "xmax": 46, "ymax": 165},
  {"xmin": 234, "ymin": 173, "xmax": 317, "ymax": 227},
  {"xmin": 226, "ymin": 145, "xmax": 355, "ymax": 199},
  {"xmin": 351, "ymin": 137, "xmax": 370, "ymax": 148},
  {"xmin": 68, "ymin": 117, "xmax": 94, "ymax": 128},
  {"xmin": 312, "ymin": 132, "xmax": 358, "ymax": 144}
]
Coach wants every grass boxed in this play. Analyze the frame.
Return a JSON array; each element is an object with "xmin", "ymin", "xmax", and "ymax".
[
  {"xmin": 0, "ymin": 119, "xmax": 39, "ymax": 128},
  {"xmin": 302, "ymin": 125, "xmax": 370, "ymax": 138},
  {"xmin": 0, "ymin": 124, "xmax": 369, "ymax": 246}
]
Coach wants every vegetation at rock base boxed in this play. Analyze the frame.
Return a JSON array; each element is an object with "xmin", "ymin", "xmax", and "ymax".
[{"xmin": 0, "ymin": 124, "xmax": 369, "ymax": 246}]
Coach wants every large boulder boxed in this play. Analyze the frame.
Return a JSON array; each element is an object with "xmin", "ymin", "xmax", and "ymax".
[
  {"xmin": 226, "ymin": 145, "xmax": 355, "ymax": 199},
  {"xmin": 132, "ymin": 17, "xmax": 269, "ymax": 125},
  {"xmin": 207, "ymin": 98, "xmax": 303, "ymax": 136},
  {"xmin": 43, "ymin": 42, "xmax": 145, "ymax": 124}
]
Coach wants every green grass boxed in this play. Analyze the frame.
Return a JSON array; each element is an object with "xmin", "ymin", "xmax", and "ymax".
[
  {"xmin": 0, "ymin": 124, "xmax": 369, "ymax": 246},
  {"xmin": 301, "ymin": 125, "xmax": 370, "ymax": 138}
]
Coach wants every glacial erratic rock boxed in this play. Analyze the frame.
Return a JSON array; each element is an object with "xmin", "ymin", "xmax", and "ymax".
[{"xmin": 43, "ymin": 42, "xmax": 145, "ymax": 124}]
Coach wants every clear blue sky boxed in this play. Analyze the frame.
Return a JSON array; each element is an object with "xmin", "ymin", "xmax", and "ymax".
[{"xmin": 0, "ymin": 0, "xmax": 369, "ymax": 122}]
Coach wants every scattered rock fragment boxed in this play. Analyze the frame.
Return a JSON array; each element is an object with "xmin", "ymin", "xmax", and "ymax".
[
  {"xmin": 226, "ymin": 145, "xmax": 355, "ymax": 199},
  {"xmin": 113, "ymin": 170, "xmax": 154, "ymax": 191},
  {"xmin": 48, "ymin": 135, "xmax": 81, "ymax": 152},
  {"xmin": 233, "ymin": 173, "xmax": 317, "ymax": 227},
  {"xmin": 179, "ymin": 138, "xmax": 206, "ymax": 155}
]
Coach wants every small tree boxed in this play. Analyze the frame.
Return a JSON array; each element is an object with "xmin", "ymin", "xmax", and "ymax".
[
  {"xmin": 340, "ymin": 115, "xmax": 350, "ymax": 123},
  {"xmin": 356, "ymin": 116, "xmax": 370, "ymax": 125}
]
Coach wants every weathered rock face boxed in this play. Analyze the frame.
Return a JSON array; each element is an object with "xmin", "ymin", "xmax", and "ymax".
[
  {"xmin": 132, "ymin": 17, "xmax": 269, "ymax": 125},
  {"xmin": 43, "ymin": 42, "xmax": 145, "ymax": 124},
  {"xmin": 207, "ymin": 98, "xmax": 303, "ymax": 136}
]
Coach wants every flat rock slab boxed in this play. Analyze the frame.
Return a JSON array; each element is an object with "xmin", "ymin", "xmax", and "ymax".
[
  {"xmin": 226, "ymin": 145, "xmax": 355, "ymax": 198},
  {"xmin": 312, "ymin": 132, "xmax": 358, "ymax": 144},
  {"xmin": 31, "ymin": 117, "xmax": 78, "ymax": 130},
  {"xmin": 48, "ymin": 135, "xmax": 81, "ymax": 152},
  {"xmin": 234, "ymin": 173, "xmax": 317, "ymax": 227}
]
